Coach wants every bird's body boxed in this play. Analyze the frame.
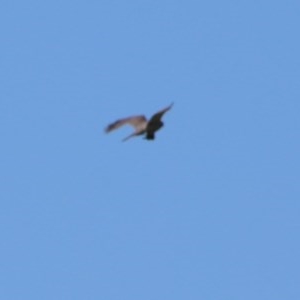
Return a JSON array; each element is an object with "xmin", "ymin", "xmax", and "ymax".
[
  {"xmin": 105, "ymin": 103, "xmax": 173, "ymax": 141},
  {"xmin": 145, "ymin": 120, "xmax": 163, "ymax": 140}
]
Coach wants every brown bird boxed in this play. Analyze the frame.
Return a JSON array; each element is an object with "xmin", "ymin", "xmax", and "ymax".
[{"xmin": 105, "ymin": 103, "xmax": 173, "ymax": 141}]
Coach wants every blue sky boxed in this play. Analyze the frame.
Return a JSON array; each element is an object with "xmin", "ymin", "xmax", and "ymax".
[{"xmin": 1, "ymin": 0, "xmax": 299, "ymax": 299}]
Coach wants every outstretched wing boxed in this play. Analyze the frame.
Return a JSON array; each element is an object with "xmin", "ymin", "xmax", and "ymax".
[
  {"xmin": 148, "ymin": 103, "xmax": 173, "ymax": 124},
  {"xmin": 122, "ymin": 131, "xmax": 143, "ymax": 142},
  {"xmin": 105, "ymin": 115, "xmax": 147, "ymax": 133}
]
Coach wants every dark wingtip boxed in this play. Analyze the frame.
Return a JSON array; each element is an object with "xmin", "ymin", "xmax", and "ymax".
[
  {"xmin": 104, "ymin": 122, "xmax": 116, "ymax": 133},
  {"xmin": 168, "ymin": 102, "xmax": 174, "ymax": 110}
]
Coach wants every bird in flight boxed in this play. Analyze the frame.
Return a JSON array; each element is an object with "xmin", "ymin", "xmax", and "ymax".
[{"xmin": 105, "ymin": 103, "xmax": 173, "ymax": 141}]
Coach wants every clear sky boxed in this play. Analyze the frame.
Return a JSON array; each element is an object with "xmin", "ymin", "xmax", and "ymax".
[{"xmin": 1, "ymin": 0, "xmax": 299, "ymax": 299}]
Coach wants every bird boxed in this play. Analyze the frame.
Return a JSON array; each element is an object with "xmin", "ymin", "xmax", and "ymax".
[{"xmin": 105, "ymin": 103, "xmax": 173, "ymax": 141}]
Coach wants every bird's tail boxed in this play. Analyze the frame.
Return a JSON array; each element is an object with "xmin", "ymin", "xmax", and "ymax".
[{"xmin": 145, "ymin": 132, "xmax": 155, "ymax": 140}]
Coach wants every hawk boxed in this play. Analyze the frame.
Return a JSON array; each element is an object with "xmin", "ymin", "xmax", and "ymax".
[{"xmin": 105, "ymin": 103, "xmax": 173, "ymax": 141}]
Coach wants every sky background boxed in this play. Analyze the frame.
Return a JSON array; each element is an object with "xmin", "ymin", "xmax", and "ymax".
[{"xmin": 1, "ymin": 0, "xmax": 299, "ymax": 299}]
